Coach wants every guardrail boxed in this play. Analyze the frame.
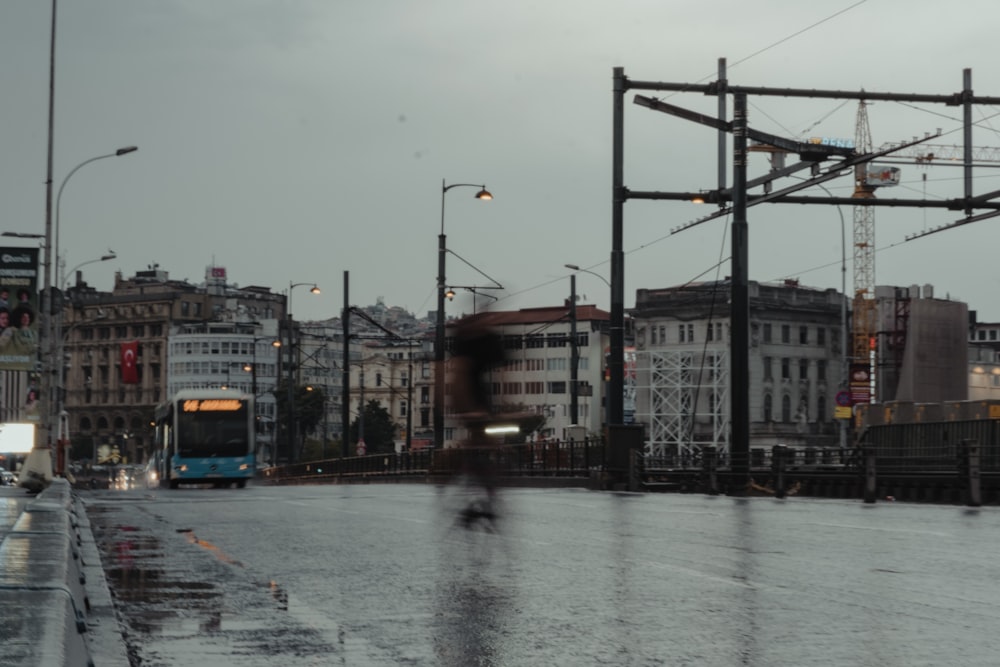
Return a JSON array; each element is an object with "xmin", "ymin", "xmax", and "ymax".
[{"xmin": 260, "ymin": 438, "xmax": 606, "ymax": 484}]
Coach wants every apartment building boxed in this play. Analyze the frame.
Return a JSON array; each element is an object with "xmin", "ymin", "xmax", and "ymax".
[
  {"xmin": 60, "ymin": 266, "xmax": 285, "ymax": 464},
  {"xmin": 442, "ymin": 305, "xmax": 610, "ymax": 446}
]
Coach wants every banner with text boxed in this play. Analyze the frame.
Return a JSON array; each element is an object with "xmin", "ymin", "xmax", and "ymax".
[{"xmin": 0, "ymin": 247, "xmax": 39, "ymax": 371}]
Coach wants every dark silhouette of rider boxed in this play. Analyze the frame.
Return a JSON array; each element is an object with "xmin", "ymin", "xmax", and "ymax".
[{"xmin": 449, "ymin": 314, "xmax": 507, "ymax": 528}]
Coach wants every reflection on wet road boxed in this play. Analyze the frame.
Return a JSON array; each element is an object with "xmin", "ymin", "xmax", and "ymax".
[{"xmin": 85, "ymin": 484, "xmax": 1000, "ymax": 666}]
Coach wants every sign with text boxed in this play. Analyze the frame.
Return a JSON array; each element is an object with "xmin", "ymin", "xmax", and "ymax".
[{"xmin": 0, "ymin": 247, "xmax": 39, "ymax": 371}]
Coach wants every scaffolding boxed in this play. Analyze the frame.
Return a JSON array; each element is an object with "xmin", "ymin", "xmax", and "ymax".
[{"xmin": 636, "ymin": 348, "xmax": 729, "ymax": 461}]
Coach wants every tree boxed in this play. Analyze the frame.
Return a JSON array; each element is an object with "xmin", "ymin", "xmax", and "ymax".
[
  {"xmin": 273, "ymin": 380, "xmax": 327, "ymax": 460},
  {"xmin": 348, "ymin": 399, "xmax": 399, "ymax": 454}
]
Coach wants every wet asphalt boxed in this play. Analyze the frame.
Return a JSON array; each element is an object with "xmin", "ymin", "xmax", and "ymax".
[{"xmin": 81, "ymin": 481, "xmax": 1000, "ymax": 666}]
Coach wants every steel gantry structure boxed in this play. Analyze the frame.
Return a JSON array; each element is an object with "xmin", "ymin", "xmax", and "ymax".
[{"xmin": 610, "ymin": 62, "xmax": 1000, "ymax": 493}]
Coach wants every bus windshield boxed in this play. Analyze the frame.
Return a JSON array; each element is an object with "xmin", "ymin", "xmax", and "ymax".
[{"xmin": 176, "ymin": 406, "xmax": 250, "ymax": 458}]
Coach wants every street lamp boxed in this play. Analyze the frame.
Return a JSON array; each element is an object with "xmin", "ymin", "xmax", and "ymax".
[
  {"xmin": 435, "ymin": 179, "xmax": 492, "ymax": 449},
  {"xmin": 285, "ymin": 282, "xmax": 320, "ymax": 463},
  {"xmin": 63, "ymin": 251, "xmax": 116, "ymax": 289},
  {"xmin": 564, "ymin": 263, "xmax": 611, "ymax": 288},
  {"xmin": 42, "ymin": 145, "xmax": 137, "ymax": 466},
  {"xmin": 565, "ymin": 264, "xmax": 611, "ymax": 429},
  {"xmin": 55, "ymin": 146, "xmax": 137, "ymax": 286},
  {"xmin": 810, "ymin": 182, "xmax": 849, "ymax": 449},
  {"xmin": 56, "ymin": 251, "xmax": 117, "ymax": 469}
]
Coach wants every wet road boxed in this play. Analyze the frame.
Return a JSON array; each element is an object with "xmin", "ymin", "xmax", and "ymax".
[{"xmin": 83, "ymin": 482, "xmax": 1000, "ymax": 666}]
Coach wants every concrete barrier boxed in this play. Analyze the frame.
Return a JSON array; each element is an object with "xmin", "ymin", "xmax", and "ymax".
[{"xmin": 0, "ymin": 478, "xmax": 129, "ymax": 666}]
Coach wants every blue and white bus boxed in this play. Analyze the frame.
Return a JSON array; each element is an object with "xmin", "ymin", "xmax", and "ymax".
[{"xmin": 152, "ymin": 389, "xmax": 256, "ymax": 489}]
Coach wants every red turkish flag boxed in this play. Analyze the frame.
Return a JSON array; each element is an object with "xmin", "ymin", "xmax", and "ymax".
[{"xmin": 120, "ymin": 341, "xmax": 139, "ymax": 384}]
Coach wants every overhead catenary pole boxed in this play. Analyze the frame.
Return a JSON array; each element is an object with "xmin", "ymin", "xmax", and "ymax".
[
  {"xmin": 729, "ymin": 92, "xmax": 750, "ymax": 494},
  {"xmin": 609, "ymin": 67, "xmax": 626, "ymax": 432}
]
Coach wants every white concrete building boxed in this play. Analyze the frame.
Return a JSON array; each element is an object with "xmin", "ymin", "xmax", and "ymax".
[
  {"xmin": 630, "ymin": 280, "xmax": 847, "ymax": 461},
  {"xmin": 443, "ymin": 305, "xmax": 610, "ymax": 445},
  {"xmin": 167, "ymin": 319, "xmax": 281, "ymax": 464}
]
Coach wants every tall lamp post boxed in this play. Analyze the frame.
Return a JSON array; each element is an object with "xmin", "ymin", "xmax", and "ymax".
[
  {"xmin": 811, "ymin": 182, "xmax": 849, "ymax": 450},
  {"xmin": 434, "ymin": 179, "xmax": 492, "ymax": 449},
  {"xmin": 285, "ymin": 282, "xmax": 320, "ymax": 463},
  {"xmin": 56, "ymin": 252, "xmax": 116, "ymax": 469},
  {"xmin": 565, "ymin": 264, "xmax": 611, "ymax": 428},
  {"xmin": 242, "ymin": 336, "xmax": 281, "ymax": 465},
  {"xmin": 44, "ymin": 146, "xmax": 136, "ymax": 468}
]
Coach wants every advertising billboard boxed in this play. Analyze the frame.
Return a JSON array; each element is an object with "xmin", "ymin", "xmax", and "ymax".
[{"xmin": 0, "ymin": 247, "xmax": 40, "ymax": 371}]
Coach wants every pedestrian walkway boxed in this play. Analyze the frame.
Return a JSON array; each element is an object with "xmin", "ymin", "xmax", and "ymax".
[{"xmin": 0, "ymin": 480, "xmax": 129, "ymax": 666}]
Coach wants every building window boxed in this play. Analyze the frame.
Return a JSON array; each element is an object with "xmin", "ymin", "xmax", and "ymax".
[
  {"xmin": 678, "ymin": 324, "xmax": 685, "ymax": 343},
  {"xmin": 546, "ymin": 358, "xmax": 567, "ymax": 371},
  {"xmin": 817, "ymin": 360, "xmax": 827, "ymax": 382},
  {"xmin": 400, "ymin": 401, "xmax": 407, "ymax": 417},
  {"xmin": 799, "ymin": 359, "xmax": 808, "ymax": 380},
  {"xmin": 420, "ymin": 408, "xmax": 430, "ymax": 428},
  {"xmin": 547, "ymin": 333, "xmax": 567, "ymax": 348},
  {"xmin": 781, "ymin": 325, "xmax": 790, "ymax": 344},
  {"xmin": 817, "ymin": 327, "xmax": 826, "ymax": 346},
  {"xmin": 687, "ymin": 324, "xmax": 694, "ymax": 342},
  {"xmin": 503, "ymin": 335, "xmax": 523, "ymax": 350},
  {"xmin": 651, "ymin": 327, "xmax": 657, "ymax": 345},
  {"xmin": 526, "ymin": 335, "xmax": 544, "ymax": 349},
  {"xmin": 781, "ymin": 358, "xmax": 790, "ymax": 380},
  {"xmin": 763, "ymin": 394, "xmax": 773, "ymax": 421},
  {"xmin": 799, "ymin": 326, "xmax": 808, "ymax": 345},
  {"xmin": 548, "ymin": 381, "xmax": 566, "ymax": 394},
  {"xmin": 658, "ymin": 326, "xmax": 665, "ymax": 344},
  {"xmin": 763, "ymin": 357, "xmax": 772, "ymax": 381},
  {"xmin": 781, "ymin": 394, "xmax": 792, "ymax": 422},
  {"xmin": 763, "ymin": 323, "xmax": 772, "ymax": 343},
  {"xmin": 817, "ymin": 395, "xmax": 826, "ymax": 422}
]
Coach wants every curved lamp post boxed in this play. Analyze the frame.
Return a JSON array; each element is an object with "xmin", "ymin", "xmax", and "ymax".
[
  {"xmin": 564, "ymin": 264, "xmax": 611, "ymax": 428},
  {"xmin": 434, "ymin": 180, "xmax": 492, "ymax": 449},
  {"xmin": 44, "ymin": 145, "xmax": 136, "ymax": 465},
  {"xmin": 55, "ymin": 146, "xmax": 137, "ymax": 283},
  {"xmin": 285, "ymin": 282, "xmax": 320, "ymax": 463}
]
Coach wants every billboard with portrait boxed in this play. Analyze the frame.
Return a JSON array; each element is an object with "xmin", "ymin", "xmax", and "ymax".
[{"xmin": 0, "ymin": 247, "xmax": 40, "ymax": 371}]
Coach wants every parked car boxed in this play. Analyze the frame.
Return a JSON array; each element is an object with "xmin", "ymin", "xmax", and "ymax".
[{"xmin": 0, "ymin": 467, "xmax": 16, "ymax": 486}]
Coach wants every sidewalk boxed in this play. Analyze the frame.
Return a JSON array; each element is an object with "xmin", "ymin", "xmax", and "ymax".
[{"xmin": 0, "ymin": 480, "xmax": 129, "ymax": 666}]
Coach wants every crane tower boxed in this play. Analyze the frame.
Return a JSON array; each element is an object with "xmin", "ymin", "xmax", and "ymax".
[{"xmin": 852, "ymin": 101, "xmax": 877, "ymax": 399}]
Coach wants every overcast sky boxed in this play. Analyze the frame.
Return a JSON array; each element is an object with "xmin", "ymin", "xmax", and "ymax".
[{"xmin": 3, "ymin": 0, "xmax": 1000, "ymax": 323}]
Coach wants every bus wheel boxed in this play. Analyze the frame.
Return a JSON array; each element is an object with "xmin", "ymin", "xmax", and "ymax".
[
  {"xmin": 169, "ymin": 479, "xmax": 179, "ymax": 489},
  {"xmin": 236, "ymin": 480, "xmax": 247, "ymax": 489}
]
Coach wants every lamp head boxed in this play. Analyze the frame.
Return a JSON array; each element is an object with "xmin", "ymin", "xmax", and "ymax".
[
  {"xmin": 115, "ymin": 146, "xmax": 138, "ymax": 156},
  {"xmin": 309, "ymin": 285, "xmax": 321, "ymax": 295},
  {"xmin": 445, "ymin": 288, "xmax": 456, "ymax": 301},
  {"xmin": 564, "ymin": 263, "xmax": 580, "ymax": 271},
  {"xmin": 475, "ymin": 187, "xmax": 493, "ymax": 201}
]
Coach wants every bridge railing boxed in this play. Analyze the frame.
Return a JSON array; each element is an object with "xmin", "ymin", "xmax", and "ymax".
[{"xmin": 260, "ymin": 437, "xmax": 606, "ymax": 483}]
